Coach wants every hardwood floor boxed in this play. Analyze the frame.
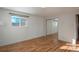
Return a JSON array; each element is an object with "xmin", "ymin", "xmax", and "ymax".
[{"xmin": 0, "ymin": 34, "xmax": 79, "ymax": 52}]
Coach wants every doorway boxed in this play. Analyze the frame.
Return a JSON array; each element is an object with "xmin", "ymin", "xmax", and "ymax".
[{"xmin": 46, "ymin": 18, "xmax": 59, "ymax": 41}]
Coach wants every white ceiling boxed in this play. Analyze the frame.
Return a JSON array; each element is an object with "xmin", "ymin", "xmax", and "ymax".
[{"xmin": 3, "ymin": 7, "xmax": 79, "ymax": 16}]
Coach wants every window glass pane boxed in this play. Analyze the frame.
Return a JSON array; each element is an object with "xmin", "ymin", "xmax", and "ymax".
[
  {"xmin": 12, "ymin": 16, "xmax": 20, "ymax": 26},
  {"xmin": 11, "ymin": 16, "xmax": 26, "ymax": 27},
  {"xmin": 21, "ymin": 19, "xmax": 26, "ymax": 26}
]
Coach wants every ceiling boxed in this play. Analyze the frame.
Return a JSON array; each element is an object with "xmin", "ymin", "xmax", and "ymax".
[{"xmin": 3, "ymin": 7, "xmax": 79, "ymax": 16}]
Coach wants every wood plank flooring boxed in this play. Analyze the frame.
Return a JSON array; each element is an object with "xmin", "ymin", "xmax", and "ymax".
[{"xmin": 0, "ymin": 34, "xmax": 79, "ymax": 52}]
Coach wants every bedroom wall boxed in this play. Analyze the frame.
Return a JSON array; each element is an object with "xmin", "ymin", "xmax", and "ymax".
[
  {"xmin": 58, "ymin": 13, "xmax": 77, "ymax": 43},
  {"xmin": 0, "ymin": 8, "xmax": 45, "ymax": 46}
]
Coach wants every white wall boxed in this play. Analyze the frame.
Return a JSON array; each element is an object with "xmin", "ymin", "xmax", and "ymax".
[
  {"xmin": 58, "ymin": 13, "xmax": 77, "ymax": 43},
  {"xmin": 0, "ymin": 8, "xmax": 45, "ymax": 46}
]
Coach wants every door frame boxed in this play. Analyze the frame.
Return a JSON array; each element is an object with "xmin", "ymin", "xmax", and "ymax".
[{"xmin": 76, "ymin": 14, "xmax": 79, "ymax": 42}]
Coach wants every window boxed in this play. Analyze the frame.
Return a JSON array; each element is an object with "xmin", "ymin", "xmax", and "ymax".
[{"xmin": 11, "ymin": 16, "xmax": 27, "ymax": 27}]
